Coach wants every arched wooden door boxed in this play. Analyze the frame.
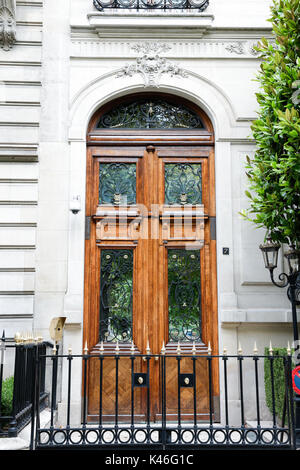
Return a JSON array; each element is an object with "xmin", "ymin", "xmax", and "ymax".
[{"xmin": 84, "ymin": 93, "xmax": 219, "ymax": 423}]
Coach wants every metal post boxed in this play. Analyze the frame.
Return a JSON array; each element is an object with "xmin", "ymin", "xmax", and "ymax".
[
  {"xmin": 29, "ymin": 343, "xmax": 38, "ymax": 450},
  {"xmin": 0, "ymin": 331, "xmax": 5, "ymax": 436},
  {"xmin": 222, "ymin": 354, "xmax": 229, "ymax": 443},
  {"xmin": 0, "ymin": 331, "xmax": 4, "ymax": 419},
  {"xmin": 8, "ymin": 341, "xmax": 20, "ymax": 437},
  {"xmin": 266, "ymin": 259, "xmax": 300, "ymax": 447},
  {"xmin": 289, "ymin": 277, "xmax": 300, "ymax": 446}
]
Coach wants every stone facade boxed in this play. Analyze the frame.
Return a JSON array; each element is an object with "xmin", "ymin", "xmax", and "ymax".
[{"xmin": 0, "ymin": 0, "xmax": 298, "ymax": 424}]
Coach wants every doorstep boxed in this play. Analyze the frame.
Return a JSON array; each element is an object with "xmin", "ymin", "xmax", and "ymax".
[{"xmin": 0, "ymin": 409, "xmax": 51, "ymax": 451}]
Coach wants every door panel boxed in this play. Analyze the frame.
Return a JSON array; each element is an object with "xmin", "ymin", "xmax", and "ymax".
[{"xmin": 84, "ymin": 142, "xmax": 218, "ymax": 422}]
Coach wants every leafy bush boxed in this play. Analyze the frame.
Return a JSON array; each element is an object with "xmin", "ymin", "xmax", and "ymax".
[
  {"xmin": 0, "ymin": 376, "xmax": 14, "ymax": 417},
  {"xmin": 242, "ymin": 0, "xmax": 300, "ymax": 247},
  {"xmin": 264, "ymin": 347, "xmax": 291, "ymax": 419}
]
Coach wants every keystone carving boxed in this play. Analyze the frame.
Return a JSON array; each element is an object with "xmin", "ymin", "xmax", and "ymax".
[{"xmin": 117, "ymin": 43, "xmax": 187, "ymax": 87}]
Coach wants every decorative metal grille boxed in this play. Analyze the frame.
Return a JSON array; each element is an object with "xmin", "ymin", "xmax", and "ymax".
[
  {"xmin": 99, "ymin": 163, "xmax": 136, "ymax": 205},
  {"xmin": 168, "ymin": 249, "xmax": 202, "ymax": 342},
  {"xmin": 94, "ymin": 0, "xmax": 209, "ymax": 11},
  {"xmin": 97, "ymin": 99, "xmax": 204, "ymax": 130},
  {"xmin": 165, "ymin": 163, "xmax": 202, "ymax": 205},
  {"xmin": 99, "ymin": 250, "xmax": 133, "ymax": 342}
]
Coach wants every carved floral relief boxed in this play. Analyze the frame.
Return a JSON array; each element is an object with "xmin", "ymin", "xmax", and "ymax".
[{"xmin": 0, "ymin": 0, "xmax": 16, "ymax": 51}]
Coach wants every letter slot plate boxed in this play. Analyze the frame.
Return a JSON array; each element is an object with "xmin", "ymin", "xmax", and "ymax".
[
  {"xmin": 133, "ymin": 373, "xmax": 148, "ymax": 388},
  {"xmin": 179, "ymin": 373, "xmax": 194, "ymax": 388}
]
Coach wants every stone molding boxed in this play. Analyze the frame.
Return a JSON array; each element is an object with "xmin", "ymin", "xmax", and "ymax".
[
  {"xmin": 225, "ymin": 41, "xmax": 260, "ymax": 56},
  {"xmin": 70, "ymin": 39, "xmax": 264, "ymax": 59},
  {"xmin": 221, "ymin": 309, "xmax": 300, "ymax": 325},
  {"xmin": 87, "ymin": 10, "xmax": 215, "ymax": 39},
  {"xmin": 0, "ymin": 0, "xmax": 16, "ymax": 51}
]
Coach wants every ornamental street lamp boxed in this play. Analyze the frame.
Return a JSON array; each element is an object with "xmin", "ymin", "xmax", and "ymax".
[{"xmin": 260, "ymin": 236, "xmax": 300, "ymax": 445}]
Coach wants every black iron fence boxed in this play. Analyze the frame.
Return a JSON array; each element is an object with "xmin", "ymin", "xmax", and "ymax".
[
  {"xmin": 0, "ymin": 332, "xmax": 49, "ymax": 438},
  {"xmin": 32, "ymin": 347, "xmax": 296, "ymax": 450},
  {"xmin": 93, "ymin": 0, "xmax": 209, "ymax": 11}
]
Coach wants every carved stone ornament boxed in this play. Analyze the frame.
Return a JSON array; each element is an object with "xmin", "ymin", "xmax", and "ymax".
[
  {"xmin": 117, "ymin": 43, "xmax": 187, "ymax": 87},
  {"xmin": 0, "ymin": 0, "xmax": 16, "ymax": 51},
  {"xmin": 225, "ymin": 42, "xmax": 245, "ymax": 55}
]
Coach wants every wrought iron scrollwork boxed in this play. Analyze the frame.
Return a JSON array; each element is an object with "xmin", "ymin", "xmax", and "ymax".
[
  {"xmin": 97, "ymin": 98, "xmax": 204, "ymax": 130},
  {"xmin": 168, "ymin": 249, "xmax": 202, "ymax": 342},
  {"xmin": 99, "ymin": 250, "xmax": 133, "ymax": 342},
  {"xmin": 165, "ymin": 163, "xmax": 202, "ymax": 205},
  {"xmin": 94, "ymin": 0, "xmax": 209, "ymax": 11},
  {"xmin": 288, "ymin": 272, "xmax": 300, "ymax": 306},
  {"xmin": 99, "ymin": 163, "xmax": 136, "ymax": 205}
]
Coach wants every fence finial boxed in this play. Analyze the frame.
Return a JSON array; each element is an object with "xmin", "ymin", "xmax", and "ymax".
[
  {"xmin": 100, "ymin": 341, "xmax": 104, "ymax": 355},
  {"xmin": 269, "ymin": 341, "xmax": 273, "ymax": 356},
  {"xmin": 130, "ymin": 341, "xmax": 135, "ymax": 356},
  {"xmin": 177, "ymin": 341, "xmax": 181, "ymax": 356},
  {"xmin": 192, "ymin": 341, "xmax": 197, "ymax": 356},
  {"xmin": 84, "ymin": 341, "xmax": 88, "ymax": 356},
  {"xmin": 161, "ymin": 341, "xmax": 166, "ymax": 355},
  {"xmin": 223, "ymin": 346, "xmax": 227, "ymax": 356},
  {"xmin": 208, "ymin": 341, "xmax": 212, "ymax": 355},
  {"xmin": 287, "ymin": 341, "xmax": 291, "ymax": 356},
  {"xmin": 14, "ymin": 332, "xmax": 21, "ymax": 344},
  {"xmin": 115, "ymin": 340, "xmax": 120, "ymax": 355},
  {"xmin": 19, "ymin": 332, "xmax": 25, "ymax": 344},
  {"xmin": 146, "ymin": 340, "xmax": 151, "ymax": 355},
  {"xmin": 253, "ymin": 342, "xmax": 258, "ymax": 355},
  {"xmin": 238, "ymin": 342, "xmax": 243, "ymax": 356},
  {"xmin": 2, "ymin": 330, "xmax": 5, "ymax": 341},
  {"xmin": 52, "ymin": 342, "xmax": 57, "ymax": 355},
  {"xmin": 68, "ymin": 345, "xmax": 73, "ymax": 356}
]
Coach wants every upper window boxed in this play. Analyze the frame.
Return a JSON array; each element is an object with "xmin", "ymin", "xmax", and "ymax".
[{"xmin": 96, "ymin": 98, "xmax": 205, "ymax": 130}]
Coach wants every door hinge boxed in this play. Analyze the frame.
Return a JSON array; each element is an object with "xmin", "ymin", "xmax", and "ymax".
[
  {"xmin": 210, "ymin": 216, "xmax": 216, "ymax": 241},
  {"xmin": 85, "ymin": 216, "xmax": 91, "ymax": 240}
]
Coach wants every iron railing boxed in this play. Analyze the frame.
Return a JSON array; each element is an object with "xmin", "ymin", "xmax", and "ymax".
[
  {"xmin": 0, "ymin": 332, "xmax": 49, "ymax": 437},
  {"xmin": 33, "ymin": 347, "xmax": 296, "ymax": 450},
  {"xmin": 93, "ymin": 0, "xmax": 209, "ymax": 11}
]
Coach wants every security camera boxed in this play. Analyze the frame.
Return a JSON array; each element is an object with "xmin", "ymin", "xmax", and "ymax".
[{"xmin": 70, "ymin": 196, "xmax": 81, "ymax": 215}]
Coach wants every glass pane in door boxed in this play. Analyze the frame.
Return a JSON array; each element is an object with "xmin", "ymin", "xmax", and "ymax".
[
  {"xmin": 165, "ymin": 163, "xmax": 202, "ymax": 205},
  {"xmin": 168, "ymin": 249, "xmax": 202, "ymax": 342},
  {"xmin": 99, "ymin": 163, "xmax": 136, "ymax": 205},
  {"xmin": 99, "ymin": 249, "xmax": 133, "ymax": 343}
]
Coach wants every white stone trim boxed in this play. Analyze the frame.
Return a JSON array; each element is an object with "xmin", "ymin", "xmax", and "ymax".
[
  {"xmin": 70, "ymin": 39, "xmax": 265, "ymax": 60},
  {"xmin": 87, "ymin": 10, "xmax": 214, "ymax": 40}
]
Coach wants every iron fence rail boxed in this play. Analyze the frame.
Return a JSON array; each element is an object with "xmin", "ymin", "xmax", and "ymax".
[
  {"xmin": 33, "ymin": 351, "xmax": 296, "ymax": 450},
  {"xmin": 0, "ymin": 333, "xmax": 49, "ymax": 437}
]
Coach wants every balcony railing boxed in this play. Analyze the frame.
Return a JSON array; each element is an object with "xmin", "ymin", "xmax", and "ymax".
[{"xmin": 93, "ymin": 0, "xmax": 209, "ymax": 11}]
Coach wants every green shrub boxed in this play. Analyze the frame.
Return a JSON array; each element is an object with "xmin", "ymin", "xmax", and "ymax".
[
  {"xmin": 241, "ymin": 0, "xmax": 300, "ymax": 247},
  {"xmin": 264, "ymin": 347, "xmax": 292, "ymax": 420},
  {"xmin": 0, "ymin": 376, "xmax": 14, "ymax": 417}
]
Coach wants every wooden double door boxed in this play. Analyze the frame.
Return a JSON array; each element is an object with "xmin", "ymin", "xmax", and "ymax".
[{"xmin": 84, "ymin": 96, "xmax": 219, "ymax": 423}]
